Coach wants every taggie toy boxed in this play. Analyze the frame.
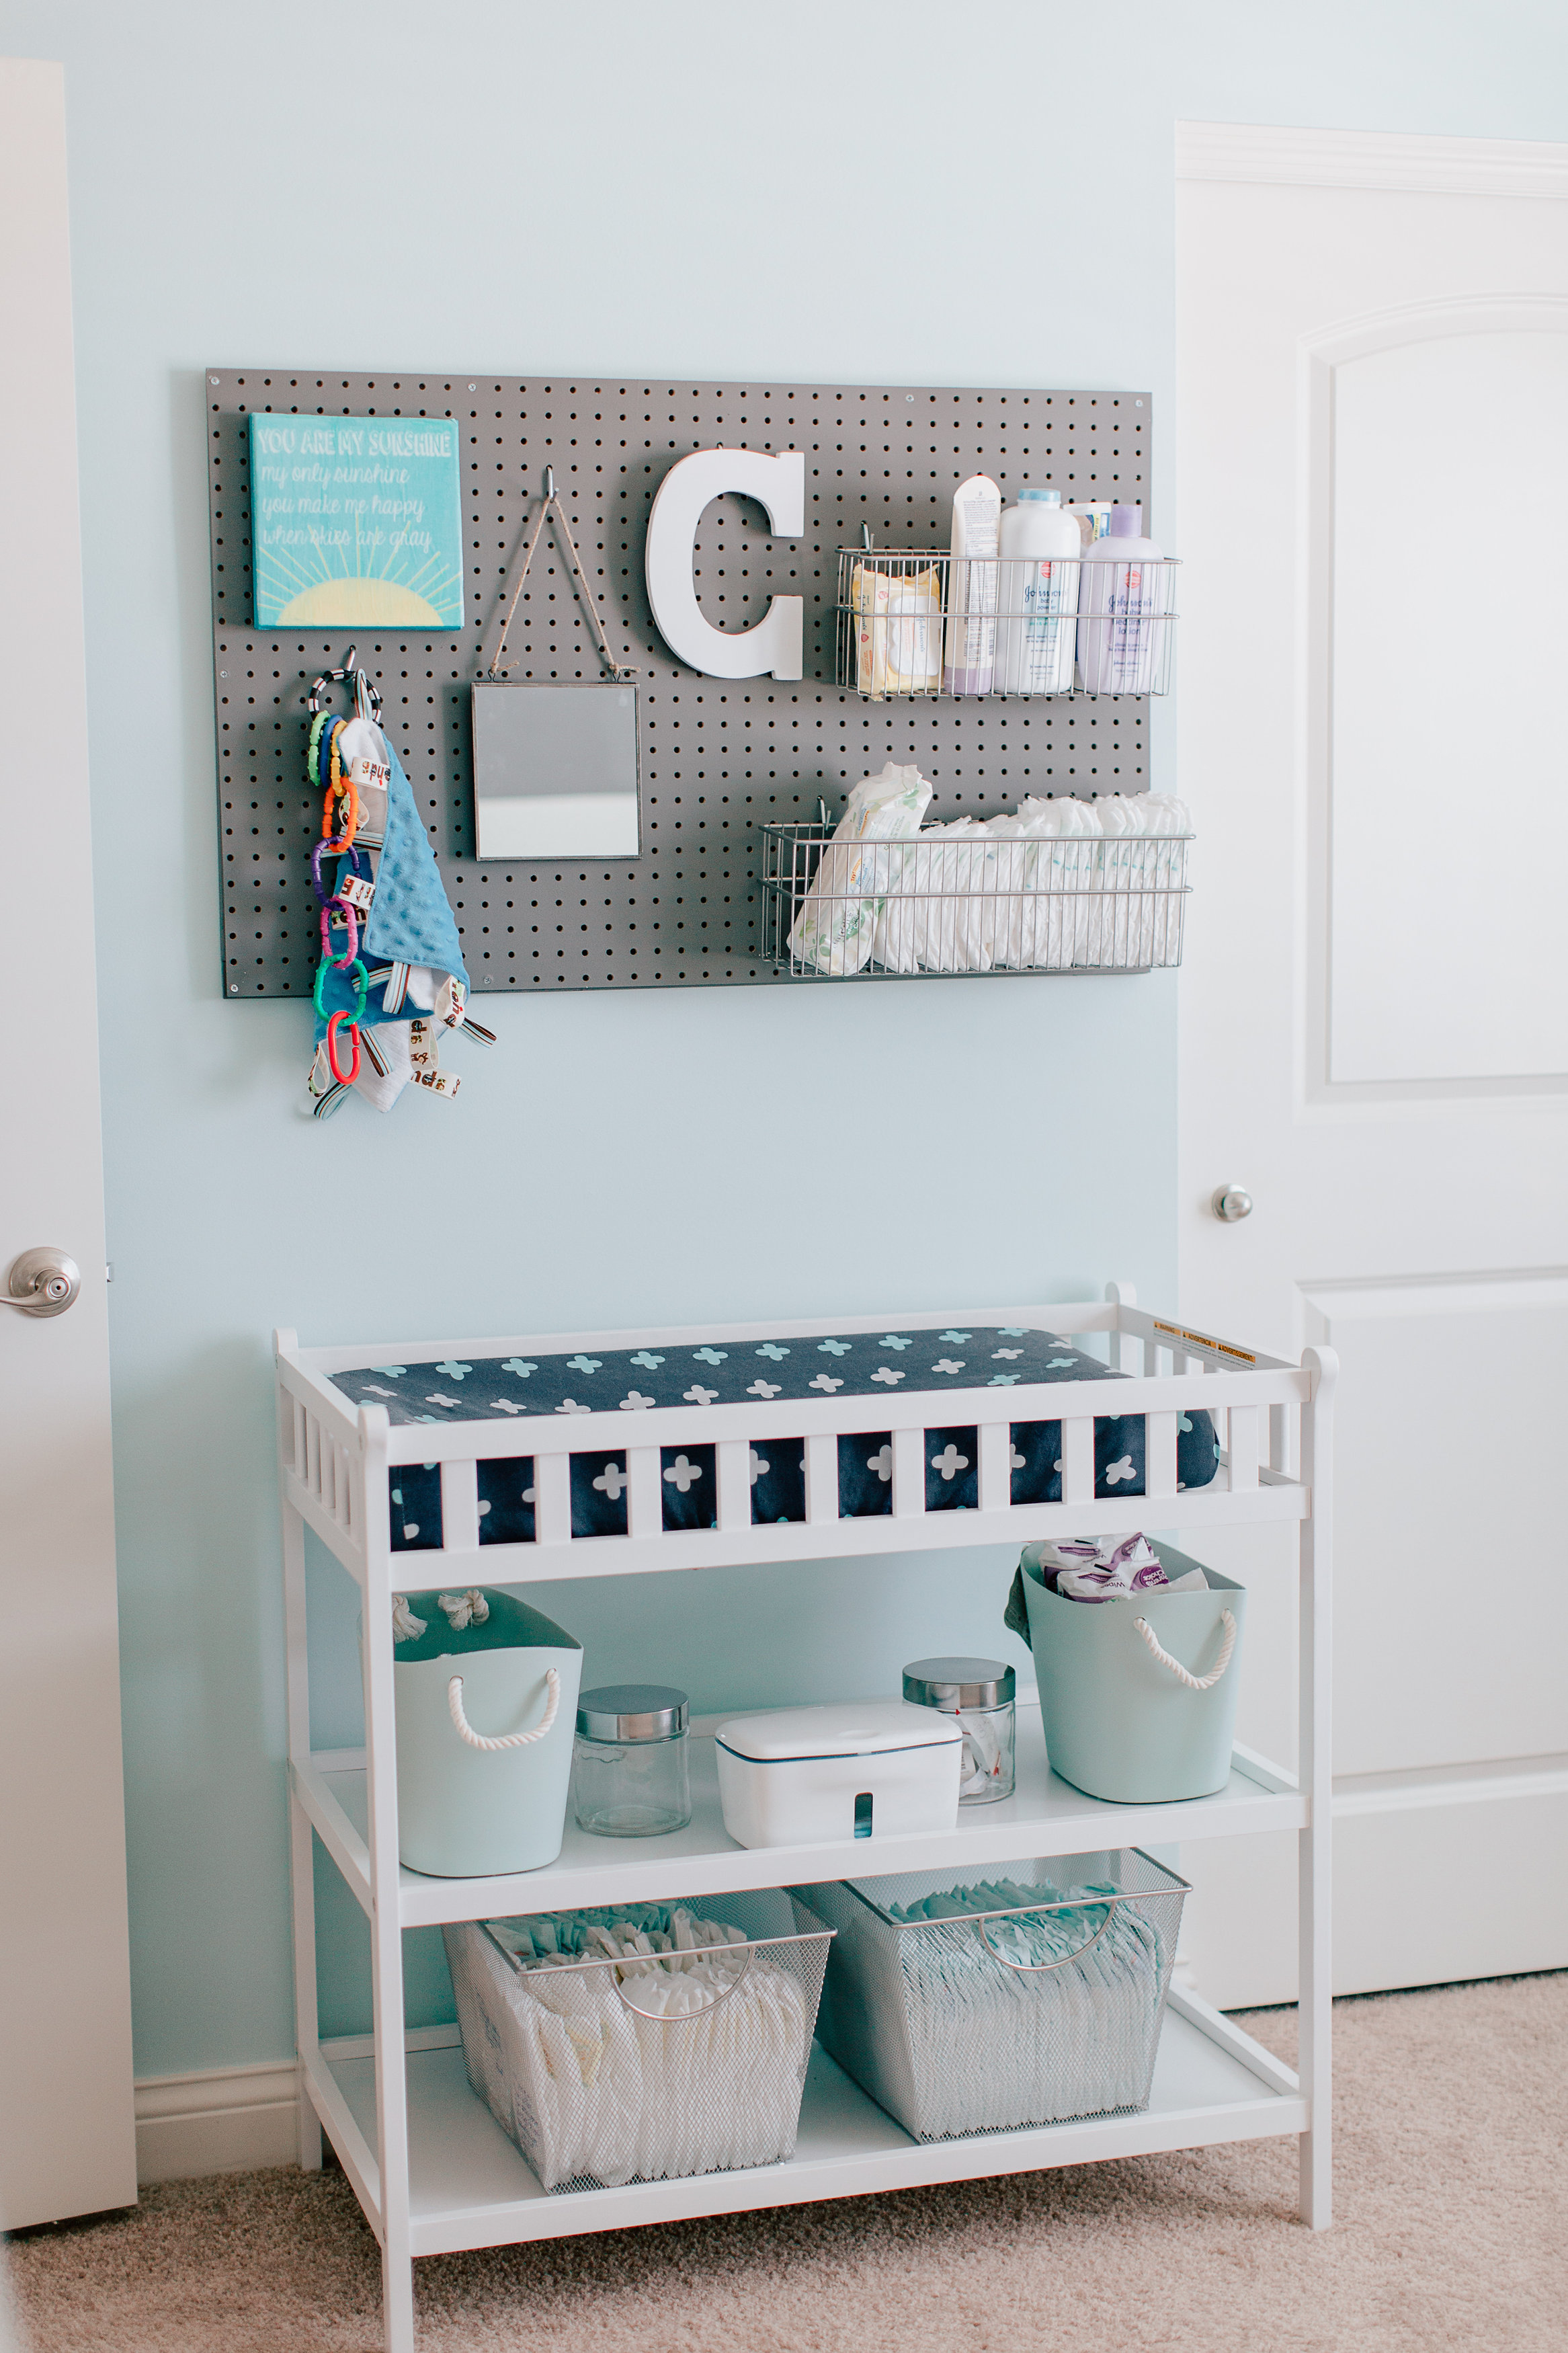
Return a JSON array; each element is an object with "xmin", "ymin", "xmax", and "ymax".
[{"xmin": 304, "ymin": 652, "xmax": 495, "ymax": 1120}]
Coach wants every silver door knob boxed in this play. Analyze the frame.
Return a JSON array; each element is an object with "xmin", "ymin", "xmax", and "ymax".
[
  {"xmin": 3, "ymin": 1247, "xmax": 81, "ymax": 1316},
  {"xmin": 1211, "ymin": 1187, "xmax": 1253, "ymax": 1224}
]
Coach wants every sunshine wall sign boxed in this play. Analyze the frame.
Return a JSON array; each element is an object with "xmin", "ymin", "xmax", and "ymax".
[{"xmin": 248, "ymin": 414, "xmax": 464, "ymax": 630}]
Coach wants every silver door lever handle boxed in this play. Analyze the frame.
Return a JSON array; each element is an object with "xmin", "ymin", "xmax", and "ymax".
[{"xmin": 3, "ymin": 1248, "xmax": 81, "ymax": 1316}]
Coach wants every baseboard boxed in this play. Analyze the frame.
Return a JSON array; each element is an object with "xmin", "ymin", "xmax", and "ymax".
[{"xmin": 134, "ymin": 2059, "xmax": 300, "ymax": 2184}]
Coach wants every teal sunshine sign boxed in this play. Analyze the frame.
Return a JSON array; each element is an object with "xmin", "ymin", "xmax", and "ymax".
[{"xmin": 249, "ymin": 413, "xmax": 464, "ymax": 630}]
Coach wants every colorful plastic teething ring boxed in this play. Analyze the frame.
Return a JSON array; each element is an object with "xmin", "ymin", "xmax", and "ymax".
[
  {"xmin": 321, "ymin": 779, "xmax": 359, "ymax": 848},
  {"xmin": 327, "ymin": 1013, "xmax": 361, "ymax": 1088},
  {"xmin": 310, "ymin": 717, "xmax": 331, "ymax": 789},
  {"xmin": 306, "ymin": 709, "xmax": 330, "ymax": 778},
  {"xmin": 321, "ymin": 900, "xmax": 359, "ymax": 967},
  {"xmin": 312, "ymin": 955, "xmax": 368, "ymax": 1023},
  {"xmin": 310, "ymin": 838, "xmax": 337, "ymax": 904}
]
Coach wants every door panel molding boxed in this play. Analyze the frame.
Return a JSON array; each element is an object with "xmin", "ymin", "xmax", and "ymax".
[
  {"xmin": 1303, "ymin": 297, "xmax": 1568, "ymax": 1106},
  {"xmin": 1177, "ymin": 120, "xmax": 1568, "ymax": 200}
]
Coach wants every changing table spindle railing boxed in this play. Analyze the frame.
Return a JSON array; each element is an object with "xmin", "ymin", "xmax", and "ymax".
[{"xmin": 276, "ymin": 1283, "xmax": 1334, "ymax": 2353}]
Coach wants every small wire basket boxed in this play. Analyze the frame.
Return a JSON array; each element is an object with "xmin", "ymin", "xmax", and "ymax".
[
  {"xmin": 836, "ymin": 547, "xmax": 1180, "ymax": 701},
  {"xmin": 758, "ymin": 820, "xmax": 1192, "ymax": 978},
  {"xmin": 792, "ymin": 1850, "xmax": 1188, "ymax": 2142},
  {"xmin": 444, "ymin": 1892, "xmax": 833, "ymax": 2193}
]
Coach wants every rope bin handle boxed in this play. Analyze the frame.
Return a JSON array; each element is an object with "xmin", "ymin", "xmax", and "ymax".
[
  {"xmin": 1132, "ymin": 1606, "xmax": 1238, "ymax": 1693},
  {"xmin": 974, "ymin": 1897, "xmax": 1121, "ymax": 1975},
  {"xmin": 446, "ymin": 1667, "xmax": 561, "ymax": 1752}
]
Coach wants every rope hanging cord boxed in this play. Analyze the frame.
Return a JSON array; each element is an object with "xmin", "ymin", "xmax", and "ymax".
[
  {"xmin": 1131, "ymin": 1607, "xmax": 1237, "ymax": 1692},
  {"xmin": 447, "ymin": 1666, "xmax": 561, "ymax": 1751},
  {"xmin": 485, "ymin": 477, "xmax": 637, "ymax": 685}
]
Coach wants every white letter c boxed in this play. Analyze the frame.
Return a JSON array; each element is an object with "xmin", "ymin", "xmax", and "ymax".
[{"xmin": 644, "ymin": 448, "xmax": 804, "ymax": 680}]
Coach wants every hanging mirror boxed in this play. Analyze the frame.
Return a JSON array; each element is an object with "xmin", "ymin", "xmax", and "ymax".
[{"xmin": 472, "ymin": 468, "xmax": 641, "ymax": 863}]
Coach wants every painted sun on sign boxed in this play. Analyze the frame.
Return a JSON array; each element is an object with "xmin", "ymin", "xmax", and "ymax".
[{"xmin": 247, "ymin": 413, "xmax": 464, "ymax": 629}]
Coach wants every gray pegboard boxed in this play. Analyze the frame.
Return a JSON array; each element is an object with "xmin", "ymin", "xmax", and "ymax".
[{"xmin": 208, "ymin": 371, "xmax": 1151, "ymax": 995}]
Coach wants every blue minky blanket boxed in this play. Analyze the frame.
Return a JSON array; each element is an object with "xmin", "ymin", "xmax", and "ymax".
[
  {"xmin": 333, "ymin": 1328, "xmax": 1221, "ymax": 1554},
  {"xmin": 314, "ymin": 733, "xmax": 467, "ymax": 1037}
]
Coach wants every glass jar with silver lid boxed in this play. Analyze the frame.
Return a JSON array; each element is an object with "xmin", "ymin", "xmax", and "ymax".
[
  {"xmin": 573, "ymin": 1683, "xmax": 692, "ymax": 1837},
  {"xmin": 901, "ymin": 1657, "xmax": 1016, "ymax": 1804}
]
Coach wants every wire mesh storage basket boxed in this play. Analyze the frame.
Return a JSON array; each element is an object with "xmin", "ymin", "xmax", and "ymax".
[
  {"xmin": 759, "ymin": 821, "xmax": 1191, "ymax": 977},
  {"xmin": 792, "ymin": 1850, "xmax": 1188, "ymax": 2141},
  {"xmin": 835, "ymin": 549, "xmax": 1179, "ymax": 700},
  {"xmin": 444, "ymin": 1892, "xmax": 833, "ymax": 2193}
]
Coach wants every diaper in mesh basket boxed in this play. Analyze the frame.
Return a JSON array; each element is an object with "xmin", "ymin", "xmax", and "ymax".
[
  {"xmin": 792, "ymin": 1849, "xmax": 1186, "ymax": 2141},
  {"xmin": 444, "ymin": 1893, "xmax": 831, "ymax": 2192}
]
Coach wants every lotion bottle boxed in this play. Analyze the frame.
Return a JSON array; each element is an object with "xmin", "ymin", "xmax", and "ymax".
[
  {"xmin": 997, "ymin": 488, "xmax": 1081, "ymax": 695},
  {"xmin": 943, "ymin": 474, "xmax": 1001, "ymax": 694},
  {"xmin": 1075, "ymin": 502, "xmax": 1168, "ymax": 695}
]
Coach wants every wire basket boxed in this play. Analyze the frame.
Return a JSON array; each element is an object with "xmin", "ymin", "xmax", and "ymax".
[
  {"xmin": 835, "ymin": 548, "xmax": 1179, "ymax": 700},
  {"xmin": 791, "ymin": 1849, "xmax": 1188, "ymax": 2141},
  {"xmin": 758, "ymin": 821, "xmax": 1191, "ymax": 978},
  {"xmin": 444, "ymin": 1891, "xmax": 833, "ymax": 2192}
]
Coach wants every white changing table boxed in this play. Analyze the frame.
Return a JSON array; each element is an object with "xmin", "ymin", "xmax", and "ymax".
[{"xmin": 276, "ymin": 1283, "xmax": 1334, "ymax": 2353}]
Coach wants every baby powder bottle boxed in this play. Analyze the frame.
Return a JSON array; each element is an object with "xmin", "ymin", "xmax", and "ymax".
[
  {"xmin": 997, "ymin": 488, "xmax": 1081, "ymax": 694},
  {"xmin": 1076, "ymin": 503, "xmax": 1168, "ymax": 695}
]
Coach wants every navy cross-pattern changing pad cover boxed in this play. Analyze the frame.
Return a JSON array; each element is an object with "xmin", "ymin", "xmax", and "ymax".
[
  {"xmin": 331, "ymin": 1324, "xmax": 1124, "ymax": 1425},
  {"xmin": 327, "ymin": 1328, "xmax": 1221, "ymax": 1555}
]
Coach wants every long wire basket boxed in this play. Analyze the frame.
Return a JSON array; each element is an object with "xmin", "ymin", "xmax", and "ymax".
[
  {"xmin": 759, "ymin": 821, "xmax": 1192, "ymax": 978},
  {"xmin": 835, "ymin": 548, "xmax": 1180, "ymax": 700}
]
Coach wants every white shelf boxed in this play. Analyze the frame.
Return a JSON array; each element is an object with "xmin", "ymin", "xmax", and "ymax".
[
  {"xmin": 294, "ymin": 1709, "xmax": 1305, "ymax": 1930},
  {"xmin": 311, "ymin": 1990, "xmax": 1303, "ymax": 2258}
]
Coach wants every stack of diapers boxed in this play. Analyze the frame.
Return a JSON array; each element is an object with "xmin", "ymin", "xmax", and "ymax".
[
  {"xmin": 798, "ymin": 781, "xmax": 1190, "ymax": 975},
  {"xmin": 801, "ymin": 1865, "xmax": 1176, "ymax": 2140},
  {"xmin": 872, "ymin": 815, "xmax": 999, "ymax": 972},
  {"xmin": 445, "ymin": 1902, "xmax": 819, "ymax": 2190},
  {"xmin": 790, "ymin": 763, "xmax": 933, "ymax": 973},
  {"xmin": 882, "ymin": 1878, "xmax": 1166, "ymax": 2134}
]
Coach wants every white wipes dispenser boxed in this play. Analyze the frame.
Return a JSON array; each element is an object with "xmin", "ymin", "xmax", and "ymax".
[
  {"xmin": 388, "ymin": 1587, "xmax": 582, "ymax": 1877},
  {"xmin": 714, "ymin": 1701, "xmax": 962, "ymax": 1849}
]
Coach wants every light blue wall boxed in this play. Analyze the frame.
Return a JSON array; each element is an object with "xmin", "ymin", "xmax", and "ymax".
[{"xmin": 5, "ymin": 0, "xmax": 1563, "ymax": 2075}]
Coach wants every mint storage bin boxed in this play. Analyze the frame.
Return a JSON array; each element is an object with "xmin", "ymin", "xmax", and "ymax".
[
  {"xmin": 1020, "ymin": 1543, "xmax": 1244, "ymax": 1804},
  {"xmin": 387, "ymin": 1587, "xmax": 582, "ymax": 1876}
]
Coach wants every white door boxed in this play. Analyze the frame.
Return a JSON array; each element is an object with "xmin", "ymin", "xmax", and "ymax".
[
  {"xmin": 1175, "ymin": 124, "xmax": 1568, "ymax": 2005},
  {"xmin": 0, "ymin": 58, "xmax": 137, "ymax": 2223}
]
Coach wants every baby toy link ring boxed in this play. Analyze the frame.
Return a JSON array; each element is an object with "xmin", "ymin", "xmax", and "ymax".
[
  {"xmin": 326, "ymin": 1012, "xmax": 361, "ymax": 1087},
  {"xmin": 313, "ymin": 955, "xmax": 368, "ymax": 1025},
  {"xmin": 320, "ymin": 900, "xmax": 359, "ymax": 967}
]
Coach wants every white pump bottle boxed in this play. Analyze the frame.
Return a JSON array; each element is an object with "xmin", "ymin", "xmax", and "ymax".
[{"xmin": 997, "ymin": 488, "xmax": 1081, "ymax": 695}]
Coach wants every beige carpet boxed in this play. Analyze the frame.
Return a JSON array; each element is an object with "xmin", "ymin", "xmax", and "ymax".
[{"xmin": 9, "ymin": 1974, "xmax": 1565, "ymax": 2353}]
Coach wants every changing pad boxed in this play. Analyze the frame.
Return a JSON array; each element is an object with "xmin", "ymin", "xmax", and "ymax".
[
  {"xmin": 331, "ymin": 1325, "xmax": 1125, "ymax": 1423},
  {"xmin": 325, "ymin": 1325, "xmax": 1220, "ymax": 1552}
]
